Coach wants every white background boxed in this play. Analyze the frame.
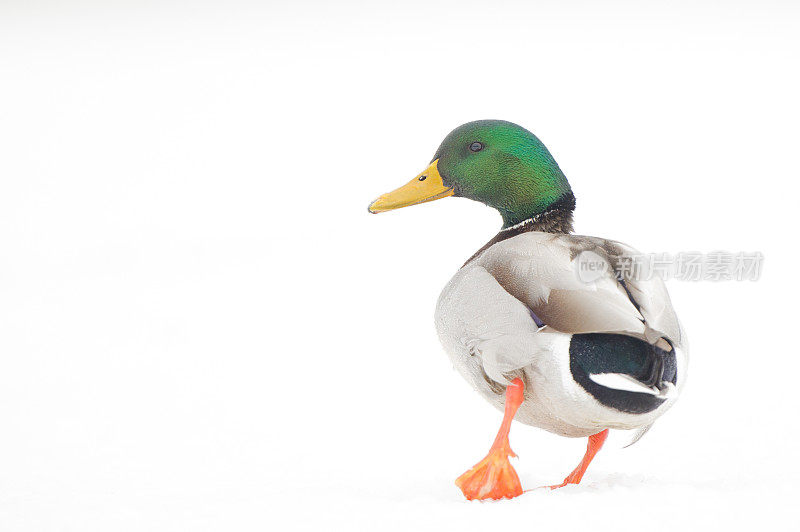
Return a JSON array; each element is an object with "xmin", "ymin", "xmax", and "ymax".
[{"xmin": 1, "ymin": 1, "xmax": 798, "ymax": 530}]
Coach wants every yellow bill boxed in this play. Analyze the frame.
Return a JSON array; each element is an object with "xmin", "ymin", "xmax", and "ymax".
[{"xmin": 368, "ymin": 159, "xmax": 454, "ymax": 214}]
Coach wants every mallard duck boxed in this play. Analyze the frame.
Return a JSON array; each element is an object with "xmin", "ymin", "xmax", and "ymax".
[{"xmin": 368, "ymin": 120, "xmax": 687, "ymax": 500}]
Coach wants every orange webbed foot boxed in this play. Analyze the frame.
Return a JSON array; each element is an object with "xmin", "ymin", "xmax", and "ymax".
[
  {"xmin": 456, "ymin": 378, "xmax": 525, "ymax": 501},
  {"xmin": 548, "ymin": 429, "xmax": 609, "ymax": 490},
  {"xmin": 548, "ymin": 470, "xmax": 582, "ymax": 490},
  {"xmin": 455, "ymin": 442, "xmax": 523, "ymax": 501}
]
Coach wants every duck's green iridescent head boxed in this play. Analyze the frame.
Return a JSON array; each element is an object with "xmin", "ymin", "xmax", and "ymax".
[{"xmin": 368, "ymin": 120, "xmax": 574, "ymax": 228}]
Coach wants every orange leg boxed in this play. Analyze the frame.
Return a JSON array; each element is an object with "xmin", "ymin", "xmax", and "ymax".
[
  {"xmin": 550, "ymin": 429, "xmax": 609, "ymax": 489},
  {"xmin": 456, "ymin": 378, "xmax": 525, "ymax": 501}
]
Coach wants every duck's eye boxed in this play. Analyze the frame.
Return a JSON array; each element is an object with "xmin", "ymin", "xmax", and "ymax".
[
  {"xmin": 418, "ymin": 175, "xmax": 427, "ymax": 181},
  {"xmin": 469, "ymin": 142, "xmax": 484, "ymax": 152}
]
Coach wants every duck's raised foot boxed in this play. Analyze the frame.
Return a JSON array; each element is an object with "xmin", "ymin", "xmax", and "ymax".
[
  {"xmin": 456, "ymin": 378, "xmax": 525, "ymax": 501},
  {"xmin": 456, "ymin": 442, "xmax": 523, "ymax": 500}
]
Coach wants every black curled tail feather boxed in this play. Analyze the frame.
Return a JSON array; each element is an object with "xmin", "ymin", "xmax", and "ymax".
[{"xmin": 569, "ymin": 333, "xmax": 678, "ymax": 415}]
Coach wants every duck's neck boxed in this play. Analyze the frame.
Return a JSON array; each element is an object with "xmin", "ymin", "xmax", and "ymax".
[
  {"xmin": 464, "ymin": 193, "xmax": 576, "ymax": 266},
  {"xmin": 500, "ymin": 192, "xmax": 576, "ymax": 235}
]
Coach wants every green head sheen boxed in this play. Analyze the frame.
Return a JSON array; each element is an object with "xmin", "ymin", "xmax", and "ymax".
[{"xmin": 433, "ymin": 120, "xmax": 574, "ymax": 228}]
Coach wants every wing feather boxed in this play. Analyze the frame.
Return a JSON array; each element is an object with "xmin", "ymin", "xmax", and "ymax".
[
  {"xmin": 475, "ymin": 233, "xmax": 682, "ymax": 346},
  {"xmin": 435, "ymin": 265, "xmax": 562, "ymax": 384},
  {"xmin": 436, "ymin": 232, "xmax": 684, "ymax": 387}
]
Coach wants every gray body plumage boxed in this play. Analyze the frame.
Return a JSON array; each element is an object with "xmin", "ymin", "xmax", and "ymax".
[{"xmin": 435, "ymin": 231, "xmax": 688, "ymax": 438}]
